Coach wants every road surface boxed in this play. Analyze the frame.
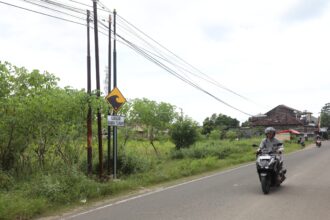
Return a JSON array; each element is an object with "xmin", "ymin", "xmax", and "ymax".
[{"xmin": 55, "ymin": 141, "xmax": 330, "ymax": 220}]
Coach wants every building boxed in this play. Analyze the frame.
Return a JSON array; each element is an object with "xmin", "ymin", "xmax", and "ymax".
[{"xmin": 249, "ymin": 105, "xmax": 318, "ymax": 136}]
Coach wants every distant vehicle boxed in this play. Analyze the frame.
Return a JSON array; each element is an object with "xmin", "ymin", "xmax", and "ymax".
[{"xmin": 298, "ymin": 136, "xmax": 305, "ymax": 147}]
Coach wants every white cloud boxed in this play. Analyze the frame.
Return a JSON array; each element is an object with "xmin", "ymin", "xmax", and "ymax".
[{"xmin": 283, "ymin": 0, "xmax": 330, "ymax": 22}]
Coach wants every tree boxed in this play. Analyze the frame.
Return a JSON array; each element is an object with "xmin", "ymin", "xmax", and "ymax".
[
  {"xmin": 201, "ymin": 117, "xmax": 214, "ymax": 135},
  {"xmin": 0, "ymin": 61, "xmax": 89, "ymax": 173},
  {"xmin": 170, "ymin": 118, "xmax": 198, "ymax": 149},
  {"xmin": 129, "ymin": 98, "xmax": 177, "ymax": 156},
  {"xmin": 215, "ymin": 114, "xmax": 239, "ymax": 129},
  {"xmin": 201, "ymin": 113, "xmax": 239, "ymax": 136},
  {"xmin": 0, "ymin": 61, "xmax": 59, "ymax": 171},
  {"xmin": 320, "ymin": 103, "xmax": 330, "ymax": 129}
]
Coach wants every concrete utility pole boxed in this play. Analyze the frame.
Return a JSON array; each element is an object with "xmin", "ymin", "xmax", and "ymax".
[
  {"xmin": 113, "ymin": 9, "xmax": 118, "ymax": 179},
  {"xmin": 93, "ymin": 0, "xmax": 103, "ymax": 178},
  {"xmin": 107, "ymin": 14, "xmax": 112, "ymax": 176},
  {"xmin": 86, "ymin": 10, "xmax": 92, "ymax": 175}
]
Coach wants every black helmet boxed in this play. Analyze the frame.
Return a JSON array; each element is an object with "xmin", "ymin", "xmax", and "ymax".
[{"xmin": 265, "ymin": 127, "xmax": 276, "ymax": 135}]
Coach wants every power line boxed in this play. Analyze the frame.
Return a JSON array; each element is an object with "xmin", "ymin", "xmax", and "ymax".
[
  {"xmin": 66, "ymin": 0, "xmax": 111, "ymax": 13},
  {"xmin": 116, "ymin": 14, "xmax": 253, "ymax": 102},
  {"xmin": 67, "ymin": 0, "xmax": 90, "ymax": 8},
  {"xmin": 18, "ymin": 0, "xmax": 86, "ymax": 21},
  {"xmin": 96, "ymin": 16, "xmax": 252, "ymax": 115},
  {"xmin": 0, "ymin": 0, "xmax": 255, "ymax": 116},
  {"xmin": 0, "ymin": 0, "xmax": 111, "ymax": 35},
  {"xmin": 116, "ymin": 34, "xmax": 253, "ymax": 116},
  {"xmin": 0, "ymin": 1, "xmax": 86, "ymax": 26},
  {"xmin": 38, "ymin": 0, "xmax": 86, "ymax": 14}
]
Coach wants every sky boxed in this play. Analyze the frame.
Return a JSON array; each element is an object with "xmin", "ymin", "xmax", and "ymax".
[{"xmin": 0, "ymin": 0, "xmax": 329, "ymax": 125}]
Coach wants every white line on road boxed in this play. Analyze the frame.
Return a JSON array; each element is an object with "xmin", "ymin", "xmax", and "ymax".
[
  {"xmin": 64, "ymin": 145, "xmax": 317, "ymax": 219},
  {"xmin": 65, "ymin": 162, "xmax": 254, "ymax": 219}
]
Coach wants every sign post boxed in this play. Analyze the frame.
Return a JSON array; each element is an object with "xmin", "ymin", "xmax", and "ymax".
[
  {"xmin": 105, "ymin": 87, "xmax": 126, "ymax": 179},
  {"xmin": 108, "ymin": 115, "xmax": 125, "ymax": 127}
]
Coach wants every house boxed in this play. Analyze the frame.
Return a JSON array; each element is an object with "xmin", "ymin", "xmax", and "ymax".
[
  {"xmin": 249, "ymin": 105, "xmax": 318, "ymax": 136},
  {"xmin": 276, "ymin": 129, "xmax": 300, "ymax": 141}
]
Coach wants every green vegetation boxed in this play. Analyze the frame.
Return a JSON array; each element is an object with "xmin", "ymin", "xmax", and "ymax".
[
  {"xmin": 201, "ymin": 113, "xmax": 239, "ymax": 136},
  {"xmin": 320, "ymin": 103, "xmax": 330, "ymax": 139},
  {"xmin": 170, "ymin": 117, "xmax": 198, "ymax": 149},
  {"xmin": 0, "ymin": 61, "xmax": 316, "ymax": 219},
  {"xmin": 0, "ymin": 137, "xmax": 308, "ymax": 220}
]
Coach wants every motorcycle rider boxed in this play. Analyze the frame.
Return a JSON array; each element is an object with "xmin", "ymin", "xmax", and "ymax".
[
  {"xmin": 257, "ymin": 127, "xmax": 286, "ymax": 177},
  {"xmin": 315, "ymin": 134, "xmax": 322, "ymax": 146}
]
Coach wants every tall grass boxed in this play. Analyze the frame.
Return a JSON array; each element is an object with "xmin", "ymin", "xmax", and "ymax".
[{"xmin": 0, "ymin": 137, "xmax": 308, "ymax": 219}]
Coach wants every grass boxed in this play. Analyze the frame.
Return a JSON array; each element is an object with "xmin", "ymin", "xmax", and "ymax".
[{"xmin": 0, "ymin": 137, "xmax": 311, "ymax": 219}]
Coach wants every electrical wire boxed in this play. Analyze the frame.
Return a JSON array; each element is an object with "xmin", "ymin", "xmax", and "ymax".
[
  {"xmin": 66, "ymin": 0, "xmax": 111, "ymax": 13},
  {"xmin": 67, "ymin": 0, "xmax": 90, "ymax": 8},
  {"xmin": 116, "ymin": 35, "xmax": 253, "ymax": 116},
  {"xmin": 116, "ymin": 14, "xmax": 253, "ymax": 102},
  {"xmin": 0, "ymin": 1, "xmax": 86, "ymax": 26},
  {"xmin": 0, "ymin": 0, "xmax": 255, "ymax": 116},
  {"xmin": 39, "ymin": 0, "xmax": 86, "ymax": 14},
  {"xmin": 18, "ymin": 0, "xmax": 86, "ymax": 21},
  {"xmin": 96, "ymin": 12, "xmax": 252, "ymax": 115}
]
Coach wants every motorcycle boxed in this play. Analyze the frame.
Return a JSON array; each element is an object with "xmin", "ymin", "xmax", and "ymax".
[
  {"xmin": 316, "ymin": 139, "xmax": 321, "ymax": 147},
  {"xmin": 254, "ymin": 143, "xmax": 286, "ymax": 194},
  {"xmin": 298, "ymin": 137, "xmax": 305, "ymax": 147}
]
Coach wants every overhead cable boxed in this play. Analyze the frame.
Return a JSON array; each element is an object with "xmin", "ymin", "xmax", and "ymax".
[
  {"xmin": 0, "ymin": 1, "xmax": 85, "ymax": 26},
  {"xmin": 116, "ymin": 34, "xmax": 253, "ymax": 116},
  {"xmin": 116, "ymin": 14, "xmax": 252, "ymax": 102},
  {"xmin": 19, "ymin": 0, "xmax": 85, "ymax": 21}
]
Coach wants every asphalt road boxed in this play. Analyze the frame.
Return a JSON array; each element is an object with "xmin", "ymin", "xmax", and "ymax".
[{"xmin": 59, "ymin": 141, "xmax": 330, "ymax": 220}]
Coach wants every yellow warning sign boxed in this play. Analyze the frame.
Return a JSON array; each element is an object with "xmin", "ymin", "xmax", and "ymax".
[{"xmin": 105, "ymin": 87, "xmax": 126, "ymax": 112}]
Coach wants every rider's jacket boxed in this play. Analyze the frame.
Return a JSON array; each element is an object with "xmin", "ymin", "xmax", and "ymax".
[{"xmin": 259, "ymin": 137, "xmax": 282, "ymax": 154}]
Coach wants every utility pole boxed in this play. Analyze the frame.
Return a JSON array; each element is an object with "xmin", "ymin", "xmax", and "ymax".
[
  {"xmin": 113, "ymin": 9, "xmax": 118, "ymax": 179},
  {"xmin": 107, "ymin": 14, "xmax": 112, "ymax": 176},
  {"xmin": 93, "ymin": 0, "xmax": 103, "ymax": 178},
  {"xmin": 86, "ymin": 10, "xmax": 92, "ymax": 175},
  {"xmin": 180, "ymin": 108, "xmax": 183, "ymax": 121}
]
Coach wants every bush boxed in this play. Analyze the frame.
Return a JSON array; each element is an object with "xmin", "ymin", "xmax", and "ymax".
[
  {"xmin": 169, "ymin": 148, "xmax": 185, "ymax": 159},
  {"xmin": 225, "ymin": 130, "xmax": 237, "ymax": 141},
  {"xmin": 0, "ymin": 192, "xmax": 47, "ymax": 220},
  {"xmin": 26, "ymin": 168, "xmax": 102, "ymax": 204},
  {"xmin": 170, "ymin": 118, "xmax": 198, "ymax": 149},
  {"xmin": 170, "ymin": 140, "xmax": 251, "ymax": 160},
  {"xmin": 0, "ymin": 171, "xmax": 14, "ymax": 191},
  {"xmin": 209, "ymin": 130, "xmax": 221, "ymax": 140},
  {"xmin": 117, "ymin": 152, "xmax": 152, "ymax": 175}
]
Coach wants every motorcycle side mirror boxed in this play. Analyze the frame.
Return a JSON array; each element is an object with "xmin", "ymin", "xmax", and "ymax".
[{"xmin": 252, "ymin": 144, "xmax": 258, "ymax": 147}]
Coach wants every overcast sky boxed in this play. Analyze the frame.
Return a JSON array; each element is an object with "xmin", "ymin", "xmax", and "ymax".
[{"xmin": 1, "ymin": 0, "xmax": 329, "ymax": 124}]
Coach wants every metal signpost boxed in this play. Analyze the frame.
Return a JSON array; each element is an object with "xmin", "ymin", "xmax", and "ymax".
[{"xmin": 105, "ymin": 87, "xmax": 126, "ymax": 179}]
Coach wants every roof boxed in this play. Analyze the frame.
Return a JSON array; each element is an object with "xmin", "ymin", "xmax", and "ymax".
[
  {"xmin": 249, "ymin": 104, "xmax": 304, "ymax": 126},
  {"xmin": 277, "ymin": 129, "xmax": 300, "ymax": 134}
]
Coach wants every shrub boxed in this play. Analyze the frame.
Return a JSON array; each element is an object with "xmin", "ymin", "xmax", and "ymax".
[
  {"xmin": 170, "ymin": 118, "xmax": 198, "ymax": 149},
  {"xmin": 0, "ymin": 171, "xmax": 14, "ymax": 191},
  {"xmin": 209, "ymin": 130, "xmax": 220, "ymax": 140},
  {"xmin": 169, "ymin": 148, "xmax": 184, "ymax": 159},
  {"xmin": 26, "ymin": 168, "xmax": 102, "ymax": 204},
  {"xmin": 0, "ymin": 192, "xmax": 47, "ymax": 220},
  {"xmin": 225, "ymin": 130, "xmax": 237, "ymax": 141},
  {"xmin": 117, "ymin": 152, "xmax": 152, "ymax": 175}
]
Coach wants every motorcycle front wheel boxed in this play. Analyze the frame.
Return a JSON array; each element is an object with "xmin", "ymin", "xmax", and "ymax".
[{"xmin": 261, "ymin": 176, "xmax": 270, "ymax": 194}]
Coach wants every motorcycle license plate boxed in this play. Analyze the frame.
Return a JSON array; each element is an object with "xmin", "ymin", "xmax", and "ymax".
[{"xmin": 259, "ymin": 155, "xmax": 271, "ymax": 160}]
